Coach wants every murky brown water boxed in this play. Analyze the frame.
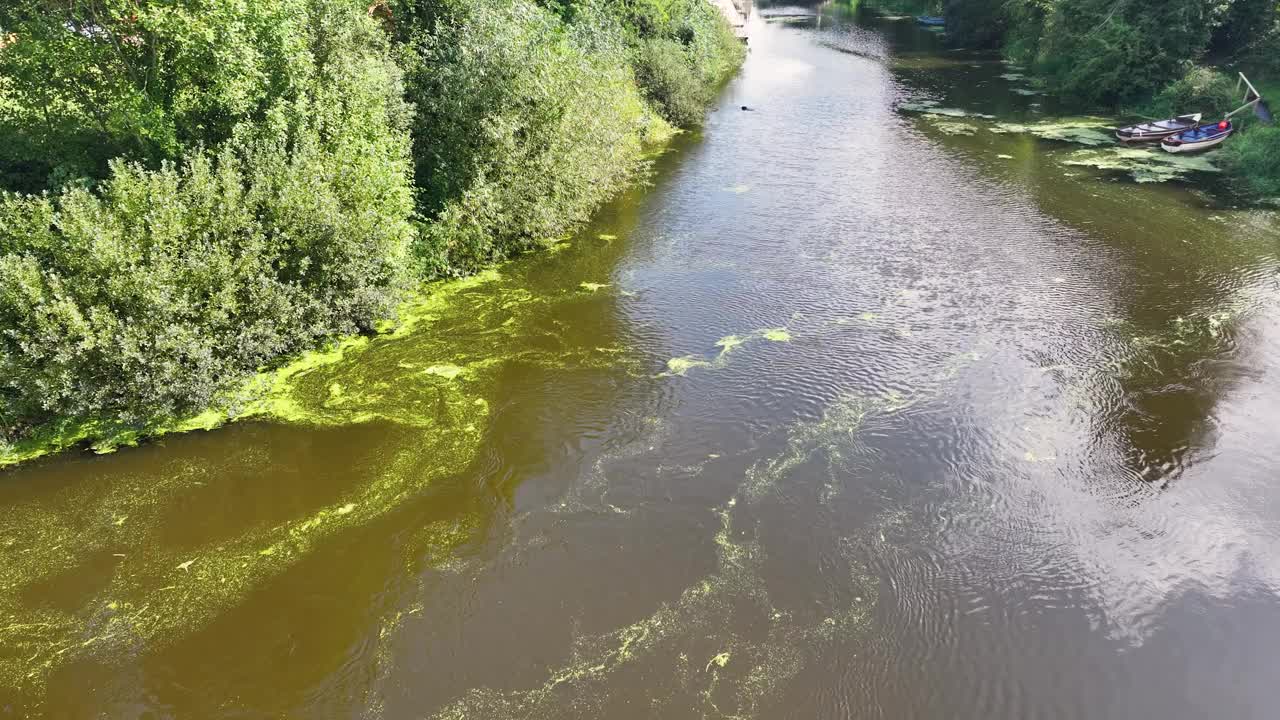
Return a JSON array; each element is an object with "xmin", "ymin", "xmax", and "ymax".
[{"xmin": 5, "ymin": 5, "xmax": 1280, "ymax": 718}]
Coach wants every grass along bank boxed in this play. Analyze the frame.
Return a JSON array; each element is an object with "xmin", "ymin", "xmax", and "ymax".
[{"xmin": 0, "ymin": 0, "xmax": 745, "ymax": 465}]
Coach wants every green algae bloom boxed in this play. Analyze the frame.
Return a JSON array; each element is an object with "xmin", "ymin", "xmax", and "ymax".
[
  {"xmin": 706, "ymin": 652, "xmax": 732, "ymax": 671},
  {"xmin": 661, "ymin": 328, "xmax": 793, "ymax": 377},
  {"xmin": 1063, "ymin": 147, "xmax": 1220, "ymax": 183},
  {"xmin": 989, "ymin": 119, "xmax": 1113, "ymax": 146},
  {"xmin": 424, "ymin": 364, "xmax": 467, "ymax": 379},
  {"xmin": 899, "ymin": 100, "xmax": 996, "ymax": 119},
  {"xmin": 0, "ymin": 261, "xmax": 639, "ymax": 700},
  {"xmin": 666, "ymin": 355, "xmax": 717, "ymax": 376},
  {"xmin": 931, "ymin": 120, "xmax": 978, "ymax": 136}
]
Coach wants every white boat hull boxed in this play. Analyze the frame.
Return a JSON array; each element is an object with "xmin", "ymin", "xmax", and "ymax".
[
  {"xmin": 1162, "ymin": 132, "xmax": 1229, "ymax": 153},
  {"xmin": 1116, "ymin": 113, "xmax": 1202, "ymax": 143}
]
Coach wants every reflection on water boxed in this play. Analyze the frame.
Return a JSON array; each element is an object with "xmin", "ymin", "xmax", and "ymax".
[{"xmin": 4, "ymin": 3, "xmax": 1280, "ymax": 718}]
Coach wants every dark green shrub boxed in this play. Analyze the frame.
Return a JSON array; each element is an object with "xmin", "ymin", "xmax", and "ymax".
[
  {"xmin": 0, "ymin": 0, "xmax": 414, "ymax": 429},
  {"xmin": 1034, "ymin": 0, "xmax": 1213, "ymax": 107},
  {"xmin": 0, "ymin": 0, "xmax": 747, "ymax": 443},
  {"xmin": 634, "ymin": 37, "xmax": 709, "ymax": 127},
  {"xmin": 1223, "ymin": 125, "xmax": 1280, "ymax": 198},
  {"xmin": 1143, "ymin": 66, "xmax": 1240, "ymax": 118},
  {"xmin": 944, "ymin": 0, "xmax": 1008, "ymax": 50},
  {"xmin": 403, "ymin": 0, "xmax": 661, "ymax": 277},
  {"xmin": 0, "ymin": 0, "xmax": 326, "ymax": 190},
  {"xmin": 0, "ymin": 132, "xmax": 413, "ymax": 428},
  {"xmin": 633, "ymin": 0, "xmax": 743, "ymax": 124}
]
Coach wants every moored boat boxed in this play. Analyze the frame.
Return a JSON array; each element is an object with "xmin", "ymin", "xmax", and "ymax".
[
  {"xmin": 1115, "ymin": 113, "xmax": 1201, "ymax": 143},
  {"xmin": 1161, "ymin": 120, "xmax": 1233, "ymax": 153},
  {"xmin": 915, "ymin": 15, "xmax": 945, "ymax": 26}
]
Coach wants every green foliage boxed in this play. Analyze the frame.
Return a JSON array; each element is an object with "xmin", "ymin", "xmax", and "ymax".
[
  {"xmin": 946, "ymin": 0, "xmax": 1277, "ymax": 108},
  {"xmin": 0, "ymin": 138, "xmax": 412, "ymax": 427},
  {"xmin": 1209, "ymin": 0, "xmax": 1277, "ymax": 57},
  {"xmin": 528, "ymin": 0, "xmax": 744, "ymax": 125},
  {"xmin": 401, "ymin": 0, "xmax": 729, "ymax": 277},
  {"xmin": 0, "ymin": 0, "xmax": 414, "ymax": 429},
  {"xmin": 1223, "ymin": 125, "xmax": 1280, "ymax": 197},
  {"xmin": 0, "ymin": 0, "xmax": 743, "ymax": 440},
  {"xmin": 1032, "ymin": 0, "xmax": 1213, "ymax": 107},
  {"xmin": 941, "ymin": 0, "xmax": 1280, "ymax": 198},
  {"xmin": 943, "ymin": 0, "xmax": 1008, "ymax": 50},
  {"xmin": 635, "ymin": 37, "xmax": 714, "ymax": 126},
  {"xmin": 1143, "ymin": 66, "xmax": 1240, "ymax": 118},
  {"xmin": 0, "ymin": 0, "xmax": 318, "ymax": 191}
]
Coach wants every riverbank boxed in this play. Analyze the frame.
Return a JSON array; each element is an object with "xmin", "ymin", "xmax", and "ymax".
[
  {"xmin": 931, "ymin": 0, "xmax": 1280, "ymax": 198},
  {"xmin": 6, "ymin": 11, "xmax": 1280, "ymax": 715},
  {"xmin": 0, "ymin": 0, "xmax": 745, "ymax": 467}
]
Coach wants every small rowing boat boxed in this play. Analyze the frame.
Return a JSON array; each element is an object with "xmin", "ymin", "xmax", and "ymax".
[
  {"xmin": 1160, "ymin": 73, "xmax": 1271, "ymax": 154},
  {"xmin": 1114, "ymin": 113, "xmax": 1201, "ymax": 143},
  {"xmin": 1161, "ymin": 120, "xmax": 1233, "ymax": 153},
  {"xmin": 915, "ymin": 16, "xmax": 945, "ymax": 26}
]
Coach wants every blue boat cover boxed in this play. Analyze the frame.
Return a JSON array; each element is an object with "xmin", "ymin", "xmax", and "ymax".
[{"xmin": 1174, "ymin": 124, "xmax": 1231, "ymax": 142}]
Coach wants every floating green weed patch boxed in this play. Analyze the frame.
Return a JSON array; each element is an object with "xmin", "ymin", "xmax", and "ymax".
[
  {"xmin": 990, "ymin": 119, "xmax": 1113, "ymax": 146},
  {"xmin": 898, "ymin": 101, "xmax": 997, "ymax": 120},
  {"xmin": 930, "ymin": 120, "xmax": 977, "ymax": 136},
  {"xmin": 425, "ymin": 494, "xmax": 877, "ymax": 720},
  {"xmin": 659, "ymin": 328, "xmax": 793, "ymax": 377},
  {"xmin": 744, "ymin": 391, "xmax": 915, "ymax": 503},
  {"xmin": 1063, "ymin": 147, "xmax": 1221, "ymax": 183},
  {"xmin": 0, "ymin": 264, "xmax": 639, "ymax": 699}
]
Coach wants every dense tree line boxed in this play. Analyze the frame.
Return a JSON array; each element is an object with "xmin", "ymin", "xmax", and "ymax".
[
  {"xmin": 942, "ymin": 0, "xmax": 1280, "ymax": 195},
  {"xmin": 0, "ymin": 0, "xmax": 743, "ymax": 439}
]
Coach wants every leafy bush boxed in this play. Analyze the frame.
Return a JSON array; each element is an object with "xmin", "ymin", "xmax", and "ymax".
[
  {"xmin": 1034, "ymin": 0, "xmax": 1214, "ymax": 107},
  {"xmin": 0, "ymin": 0, "xmax": 327, "ymax": 191},
  {"xmin": 634, "ymin": 37, "xmax": 710, "ymax": 126},
  {"xmin": 1143, "ymin": 66, "xmax": 1240, "ymax": 119},
  {"xmin": 0, "ymin": 0, "xmax": 414, "ymax": 429},
  {"xmin": 523, "ymin": 0, "xmax": 744, "ymax": 126},
  {"xmin": 403, "ymin": 0, "xmax": 663, "ymax": 277},
  {"xmin": 944, "ymin": 0, "xmax": 1007, "ymax": 50},
  {"xmin": 1223, "ymin": 125, "xmax": 1280, "ymax": 198},
  {"xmin": 0, "ymin": 0, "xmax": 745, "ymax": 442}
]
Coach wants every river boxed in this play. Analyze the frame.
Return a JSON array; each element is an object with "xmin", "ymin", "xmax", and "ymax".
[{"xmin": 5, "ymin": 5, "xmax": 1280, "ymax": 718}]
